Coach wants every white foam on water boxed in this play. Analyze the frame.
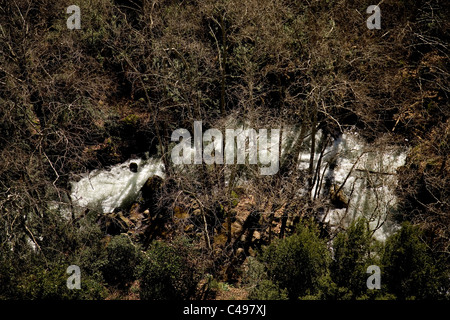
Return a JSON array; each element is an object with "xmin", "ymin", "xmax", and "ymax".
[
  {"xmin": 70, "ymin": 158, "xmax": 164, "ymax": 213},
  {"xmin": 294, "ymin": 130, "xmax": 407, "ymax": 241},
  {"xmin": 68, "ymin": 127, "xmax": 407, "ymax": 241}
]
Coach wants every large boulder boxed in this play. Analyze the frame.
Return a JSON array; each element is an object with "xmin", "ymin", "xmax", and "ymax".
[{"xmin": 141, "ymin": 175, "xmax": 163, "ymax": 205}]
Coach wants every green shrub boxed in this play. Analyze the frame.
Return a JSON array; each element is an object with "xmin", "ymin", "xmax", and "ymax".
[
  {"xmin": 12, "ymin": 263, "xmax": 82, "ymax": 300},
  {"xmin": 260, "ymin": 221, "xmax": 330, "ymax": 299},
  {"xmin": 101, "ymin": 234, "xmax": 142, "ymax": 288},
  {"xmin": 242, "ymin": 256, "xmax": 288, "ymax": 300},
  {"xmin": 241, "ymin": 257, "xmax": 266, "ymax": 285},
  {"xmin": 18, "ymin": 263, "xmax": 108, "ymax": 300},
  {"xmin": 139, "ymin": 239, "xmax": 201, "ymax": 300},
  {"xmin": 331, "ymin": 218, "xmax": 379, "ymax": 299},
  {"xmin": 0, "ymin": 210, "xmax": 108, "ymax": 300},
  {"xmin": 382, "ymin": 223, "xmax": 448, "ymax": 299},
  {"xmin": 0, "ymin": 247, "xmax": 21, "ymax": 299},
  {"xmin": 248, "ymin": 280, "xmax": 288, "ymax": 300}
]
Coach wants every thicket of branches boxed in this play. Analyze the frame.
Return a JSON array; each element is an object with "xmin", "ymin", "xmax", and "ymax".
[{"xmin": 0, "ymin": 0, "xmax": 448, "ymax": 299}]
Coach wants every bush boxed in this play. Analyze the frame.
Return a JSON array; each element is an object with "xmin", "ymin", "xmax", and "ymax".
[
  {"xmin": 16, "ymin": 263, "xmax": 108, "ymax": 300},
  {"xmin": 382, "ymin": 223, "xmax": 448, "ymax": 299},
  {"xmin": 0, "ymin": 210, "xmax": 108, "ymax": 300},
  {"xmin": 331, "ymin": 218, "xmax": 379, "ymax": 299},
  {"xmin": 15, "ymin": 264, "xmax": 76, "ymax": 300},
  {"xmin": 242, "ymin": 256, "xmax": 287, "ymax": 300},
  {"xmin": 248, "ymin": 280, "xmax": 288, "ymax": 300},
  {"xmin": 139, "ymin": 239, "xmax": 201, "ymax": 300},
  {"xmin": 101, "ymin": 234, "xmax": 142, "ymax": 288},
  {"xmin": 0, "ymin": 247, "xmax": 21, "ymax": 299},
  {"xmin": 260, "ymin": 221, "xmax": 330, "ymax": 299}
]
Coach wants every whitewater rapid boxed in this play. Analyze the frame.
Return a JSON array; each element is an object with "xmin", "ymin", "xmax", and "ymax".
[
  {"xmin": 295, "ymin": 130, "xmax": 407, "ymax": 241},
  {"xmin": 70, "ymin": 157, "xmax": 164, "ymax": 213},
  {"xmin": 69, "ymin": 129, "xmax": 407, "ymax": 241}
]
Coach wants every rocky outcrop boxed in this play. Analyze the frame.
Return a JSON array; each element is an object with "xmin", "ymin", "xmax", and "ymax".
[{"xmin": 141, "ymin": 175, "xmax": 163, "ymax": 208}]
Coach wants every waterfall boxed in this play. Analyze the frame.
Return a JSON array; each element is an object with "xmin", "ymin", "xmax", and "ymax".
[{"xmin": 294, "ymin": 130, "xmax": 407, "ymax": 241}]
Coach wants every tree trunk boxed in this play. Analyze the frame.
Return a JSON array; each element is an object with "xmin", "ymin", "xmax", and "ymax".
[{"xmin": 220, "ymin": 13, "xmax": 226, "ymax": 115}]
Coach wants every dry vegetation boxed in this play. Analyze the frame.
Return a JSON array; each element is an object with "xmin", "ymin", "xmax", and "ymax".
[{"xmin": 0, "ymin": 0, "xmax": 448, "ymax": 300}]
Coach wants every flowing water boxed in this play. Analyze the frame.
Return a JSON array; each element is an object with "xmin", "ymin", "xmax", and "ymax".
[
  {"xmin": 70, "ymin": 157, "xmax": 164, "ymax": 214},
  {"xmin": 295, "ymin": 130, "xmax": 407, "ymax": 241},
  {"xmin": 69, "ymin": 129, "xmax": 407, "ymax": 241}
]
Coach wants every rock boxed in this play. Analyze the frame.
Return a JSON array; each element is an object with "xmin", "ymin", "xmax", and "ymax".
[
  {"xmin": 231, "ymin": 221, "xmax": 243, "ymax": 236},
  {"xmin": 99, "ymin": 211, "xmax": 128, "ymax": 235},
  {"xmin": 101, "ymin": 235, "xmax": 112, "ymax": 248},
  {"xmin": 129, "ymin": 162, "xmax": 138, "ymax": 173},
  {"xmin": 118, "ymin": 211, "xmax": 132, "ymax": 227},
  {"xmin": 252, "ymin": 231, "xmax": 261, "ymax": 242},
  {"xmin": 213, "ymin": 233, "xmax": 228, "ymax": 247},
  {"xmin": 174, "ymin": 206, "xmax": 190, "ymax": 219},
  {"xmin": 141, "ymin": 175, "xmax": 163, "ymax": 206},
  {"xmin": 129, "ymin": 203, "xmax": 141, "ymax": 221},
  {"xmin": 330, "ymin": 184, "xmax": 348, "ymax": 209}
]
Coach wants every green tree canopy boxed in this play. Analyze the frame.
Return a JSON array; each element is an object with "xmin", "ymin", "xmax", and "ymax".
[
  {"xmin": 382, "ymin": 223, "xmax": 448, "ymax": 300},
  {"xmin": 260, "ymin": 221, "xmax": 330, "ymax": 299},
  {"xmin": 331, "ymin": 218, "xmax": 379, "ymax": 299}
]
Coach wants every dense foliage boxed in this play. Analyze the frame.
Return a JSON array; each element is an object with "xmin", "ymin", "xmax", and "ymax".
[
  {"xmin": 260, "ymin": 222, "xmax": 330, "ymax": 299},
  {"xmin": 0, "ymin": 0, "xmax": 448, "ymax": 300},
  {"xmin": 139, "ymin": 238, "xmax": 202, "ymax": 300}
]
